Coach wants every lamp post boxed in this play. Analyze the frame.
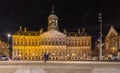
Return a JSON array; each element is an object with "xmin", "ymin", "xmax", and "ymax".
[
  {"xmin": 7, "ymin": 34, "xmax": 11, "ymax": 47},
  {"xmin": 98, "ymin": 12, "xmax": 103, "ymax": 60},
  {"xmin": 7, "ymin": 34, "xmax": 11, "ymax": 60}
]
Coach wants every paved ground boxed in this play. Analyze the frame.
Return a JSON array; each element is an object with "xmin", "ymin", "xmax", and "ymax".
[{"xmin": 0, "ymin": 61, "xmax": 119, "ymax": 73}]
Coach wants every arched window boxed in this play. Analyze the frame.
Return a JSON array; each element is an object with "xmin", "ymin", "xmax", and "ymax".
[
  {"xmin": 59, "ymin": 41, "xmax": 61, "ymax": 45},
  {"xmin": 45, "ymin": 41, "xmax": 47, "ymax": 45},
  {"xmin": 56, "ymin": 41, "xmax": 58, "ymax": 45},
  {"xmin": 41, "ymin": 41, "xmax": 44, "ymax": 45}
]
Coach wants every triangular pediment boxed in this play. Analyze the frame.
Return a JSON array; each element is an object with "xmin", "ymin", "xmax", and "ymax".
[{"xmin": 106, "ymin": 25, "xmax": 118, "ymax": 38}]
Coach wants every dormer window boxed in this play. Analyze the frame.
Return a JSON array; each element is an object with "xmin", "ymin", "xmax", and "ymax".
[{"xmin": 17, "ymin": 33, "xmax": 20, "ymax": 35}]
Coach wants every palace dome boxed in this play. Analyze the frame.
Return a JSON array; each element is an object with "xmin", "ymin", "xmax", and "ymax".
[
  {"xmin": 40, "ymin": 30, "xmax": 66, "ymax": 37},
  {"xmin": 48, "ymin": 14, "xmax": 58, "ymax": 20}
]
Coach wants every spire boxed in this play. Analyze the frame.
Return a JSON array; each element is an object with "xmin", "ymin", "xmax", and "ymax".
[
  {"xmin": 19, "ymin": 26, "xmax": 22, "ymax": 30},
  {"xmin": 63, "ymin": 28, "xmax": 67, "ymax": 34},
  {"xmin": 51, "ymin": 0, "xmax": 55, "ymax": 14},
  {"xmin": 78, "ymin": 29, "xmax": 80, "ymax": 34},
  {"xmin": 40, "ymin": 28, "xmax": 43, "ymax": 34},
  {"xmin": 24, "ymin": 27, "xmax": 27, "ymax": 32},
  {"xmin": 51, "ymin": 5, "xmax": 54, "ymax": 13},
  {"xmin": 82, "ymin": 28, "xmax": 85, "ymax": 32}
]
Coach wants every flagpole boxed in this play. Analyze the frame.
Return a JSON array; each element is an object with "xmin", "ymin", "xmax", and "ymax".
[{"xmin": 98, "ymin": 11, "xmax": 103, "ymax": 60}]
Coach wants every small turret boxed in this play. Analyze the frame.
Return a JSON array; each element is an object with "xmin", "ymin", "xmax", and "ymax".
[
  {"xmin": 63, "ymin": 28, "xmax": 67, "ymax": 34},
  {"xmin": 24, "ymin": 27, "xmax": 27, "ymax": 32},
  {"xmin": 40, "ymin": 28, "xmax": 43, "ymax": 34},
  {"xmin": 19, "ymin": 26, "xmax": 22, "ymax": 31},
  {"xmin": 82, "ymin": 28, "xmax": 85, "ymax": 32},
  {"xmin": 78, "ymin": 29, "xmax": 80, "ymax": 34}
]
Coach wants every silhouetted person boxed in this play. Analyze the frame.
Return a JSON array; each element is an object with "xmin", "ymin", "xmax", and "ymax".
[{"xmin": 43, "ymin": 52, "xmax": 49, "ymax": 63}]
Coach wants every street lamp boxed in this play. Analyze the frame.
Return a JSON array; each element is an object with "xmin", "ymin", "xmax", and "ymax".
[
  {"xmin": 7, "ymin": 33, "xmax": 11, "ymax": 60},
  {"xmin": 98, "ymin": 11, "xmax": 103, "ymax": 60},
  {"xmin": 7, "ymin": 34, "xmax": 11, "ymax": 47}
]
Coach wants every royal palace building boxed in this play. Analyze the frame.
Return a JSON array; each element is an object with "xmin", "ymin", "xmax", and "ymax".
[{"xmin": 12, "ymin": 9, "xmax": 92, "ymax": 61}]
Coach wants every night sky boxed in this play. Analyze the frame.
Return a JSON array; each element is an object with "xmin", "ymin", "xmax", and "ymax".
[{"xmin": 0, "ymin": 0, "xmax": 120, "ymax": 47}]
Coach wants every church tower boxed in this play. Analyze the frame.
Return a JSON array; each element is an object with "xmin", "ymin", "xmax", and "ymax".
[{"xmin": 47, "ymin": 5, "xmax": 59, "ymax": 31}]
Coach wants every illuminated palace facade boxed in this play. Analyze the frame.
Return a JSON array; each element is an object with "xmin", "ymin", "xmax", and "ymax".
[
  {"xmin": 105, "ymin": 26, "xmax": 120, "ymax": 57},
  {"xmin": 12, "ymin": 10, "xmax": 92, "ymax": 61}
]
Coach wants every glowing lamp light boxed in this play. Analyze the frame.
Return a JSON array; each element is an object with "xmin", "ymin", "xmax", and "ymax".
[{"xmin": 8, "ymin": 34, "xmax": 11, "ymax": 38}]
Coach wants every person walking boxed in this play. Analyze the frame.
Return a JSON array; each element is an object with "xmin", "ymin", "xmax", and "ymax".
[{"xmin": 43, "ymin": 52, "xmax": 49, "ymax": 63}]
